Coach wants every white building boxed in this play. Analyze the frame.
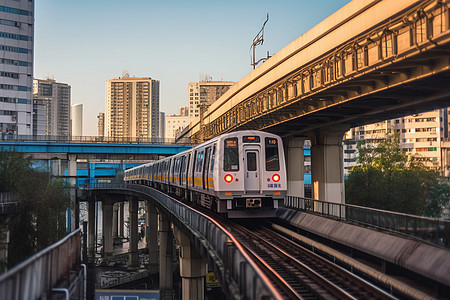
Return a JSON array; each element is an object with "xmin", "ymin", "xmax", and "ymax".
[
  {"xmin": 0, "ymin": 0, "xmax": 34, "ymax": 135},
  {"xmin": 165, "ymin": 115, "xmax": 194, "ymax": 139},
  {"xmin": 71, "ymin": 103, "xmax": 83, "ymax": 136},
  {"xmin": 188, "ymin": 80, "xmax": 233, "ymax": 118}
]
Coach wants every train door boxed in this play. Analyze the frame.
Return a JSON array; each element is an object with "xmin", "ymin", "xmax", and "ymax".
[
  {"xmin": 191, "ymin": 151, "xmax": 196, "ymax": 188},
  {"xmin": 202, "ymin": 147, "xmax": 211, "ymax": 191},
  {"xmin": 244, "ymin": 148, "xmax": 260, "ymax": 193}
]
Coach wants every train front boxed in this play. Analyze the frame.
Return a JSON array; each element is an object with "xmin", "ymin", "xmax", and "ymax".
[{"xmin": 214, "ymin": 131, "xmax": 287, "ymax": 218}]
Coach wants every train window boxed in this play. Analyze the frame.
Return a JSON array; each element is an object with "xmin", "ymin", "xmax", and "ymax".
[
  {"xmin": 265, "ymin": 137, "xmax": 280, "ymax": 171},
  {"xmin": 210, "ymin": 145, "xmax": 216, "ymax": 172},
  {"xmin": 247, "ymin": 152, "xmax": 257, "ymax": 171},
  {"xmin": 243, "ymin": 136, "xmax": 260, "ymax": 143},
  {"xmin": 196, "ymin": 151, "xmax": 204, "ymax": 173},
  {"xmin": 224, "ymin": 138, "xmax": 239, "ymax": 171},
  {"xmin": 181, "ymin": 156, "xmax": 186, "ymax": 173}
]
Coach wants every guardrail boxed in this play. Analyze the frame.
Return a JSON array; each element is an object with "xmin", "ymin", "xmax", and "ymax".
[
  {"xmin": 80, "ymin": 183, "xmax": 281, "ymax": 299},
  {"xmin": 0, "ymin": 229, "xmax": 81, "ymax": 299},
  {"xmin": 0, "ymin": 134, "xmax": 194, "ymax": 145},
  {"xmin": 285, "ymin": 196, "xmax": 449, "ymax": 248}
]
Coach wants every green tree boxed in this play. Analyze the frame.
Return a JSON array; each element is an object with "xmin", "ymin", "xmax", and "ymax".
[
  {"xmin": 345, "ymin": 135, "xmax": 447, "ymax": 216},
  {"xmin": 0, "ymin": 149, "xmax": 68, "ymax": 268},
  {"xmin": 425, "ymin": 182, "xmax": 450, "ymax": 217}
]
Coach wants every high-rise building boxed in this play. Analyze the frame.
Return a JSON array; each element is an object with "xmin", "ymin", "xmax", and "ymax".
[
  {"xmin": 105, "ymin": 75, "xmax": 160, "ymax": 138},
  {"xmin": 0, "ymin": 0, "xmax": 34, "ymax": 135},
  {"xmin": 343, "ymin": 109, "xmax": 449, "ymax": 176},
  {"xmin": 33, "ymin": 78, "xmax": 71, "ymax": 136},
  {"xmin": 97, "ymin": 112, "xmax": 104, "ymax": 137},
  {"xmin": 71, "ymin": 103, "xmax": 83, "ymax": 136},
  {"xmin": 188, "ymin": 80, "xmax": 234, "ymax": 118}
]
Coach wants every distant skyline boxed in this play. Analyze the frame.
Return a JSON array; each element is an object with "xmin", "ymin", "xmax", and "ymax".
[{"xmin": 34, "ymin": 0, "xmax": 352, "ymax": 136}]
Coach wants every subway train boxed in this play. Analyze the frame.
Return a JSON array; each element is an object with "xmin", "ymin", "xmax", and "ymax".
[{"xmin": 124, "ymin": 131, "xmax": 287, "ymax": 218}]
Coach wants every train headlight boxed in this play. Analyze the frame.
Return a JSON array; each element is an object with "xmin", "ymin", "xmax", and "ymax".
[
  {"xmin": 224, "ymin": 174, "xmax": 233, "ymax": 183},
  {"xmin": 272, "ymin": 174, "xmax": 280, "ymax": 182}
]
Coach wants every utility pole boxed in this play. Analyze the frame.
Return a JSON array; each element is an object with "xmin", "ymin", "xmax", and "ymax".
[{"xmin": 251, "ymin": 14, "xmax": 270, "ymax": 69}]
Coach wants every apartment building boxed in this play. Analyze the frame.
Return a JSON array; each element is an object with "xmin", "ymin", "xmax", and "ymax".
[
  {"xmin": 105, "ymin": 75, "xmax": 159, "ymax": 138},
  {"xmin": 343, "ymin": 109, "xmax": 448, "ymax": 176}
]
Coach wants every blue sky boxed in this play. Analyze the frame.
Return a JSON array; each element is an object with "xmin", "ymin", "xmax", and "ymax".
[{"xmin": 34, "ymin": 0, "xmax": 351, "ymax": 136}]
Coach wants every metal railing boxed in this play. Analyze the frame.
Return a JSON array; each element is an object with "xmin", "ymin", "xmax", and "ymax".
[
  {"xmin": 0, "ymin": 193, "xmax": 17, "ymax": 214},
  {"xmin": 80, "ymin": 183, "xmax": 281, "ymax": 299},
  {"xmin": 285, "ymin": 196, "xmax": 450, "ymax": 248},
  {"xmin": 0, "ymin": 229, "xmax": 81, "ymax": 299},
  {"xmin": 0, "ymin": 134, "xmax": 194, "ymax": 145}
]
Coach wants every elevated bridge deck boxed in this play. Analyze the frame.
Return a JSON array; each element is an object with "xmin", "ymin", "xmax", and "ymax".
[{"xmin": 180, "ymin": 0, "xmax": 450, "ymax": 142}]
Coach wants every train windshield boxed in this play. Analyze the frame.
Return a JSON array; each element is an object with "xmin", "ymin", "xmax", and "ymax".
[
  {"xmin": 224, "ymin": 138, "xmax": 239, "ymax": 171},
  {"xmin": 265, "ymin": 137, "xmax": 280, "ymax": 171}
]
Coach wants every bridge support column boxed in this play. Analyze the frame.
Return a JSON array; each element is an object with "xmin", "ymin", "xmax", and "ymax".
[
  {"xmin": 87, "ymin": 199, "xmax": 96, "ymax": 258},
  {"xmin": 285, "ymin": 138, "xmax": 305, "ymax": 197},
  {"xmin": 146, "ymin": 201, "xmax": 159, "ymax": 273},
  {"xmin": 118, "ymin": 202, "xmax": 124, "ymax": 238},
  {"xmin": 102, "ymin": 201, "xmax": 113, "ymax": 258},
  {"xmin": 159, "ymin": 213, "xmax": 174, "ymax": 299},
  {"xmin": 68, "ymin": 154, "xmax": 78, "ymax": 231},
  {"xmin": 112, "ymin": 203, "xmax": 119, "ymax": 244},
  {"xmin": 128, "ymin": 196, "xmax": 139, "ymax": 267},
  {"xmin": 173, "ymin": 226, "xmax": 207, "ymax": 300},
  {"xmin": 310, "ymin": 126, "xmax": 349, "ymax": 204}
]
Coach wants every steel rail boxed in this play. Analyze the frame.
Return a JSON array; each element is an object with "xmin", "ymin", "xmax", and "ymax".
[
  {"xmin": 258, "ymin": 226, "xmax": 398, "ymax": 300},
  {"xmin": 227, "ymin": 222, "xmax": 361, "ymax": 299}
]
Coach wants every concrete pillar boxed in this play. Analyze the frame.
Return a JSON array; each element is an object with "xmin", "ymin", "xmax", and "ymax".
[
  {"xmin": 173, "ymin": 226, "xmax": 207, "ymax": 300},
  {"xmin": 118, "ymin": 202, "xmax": 124, "ymax": 237},
  {"xmin": 310, "ymin": 126, "xmax": 348, "ymax": 204},
  {"xmin": 68, "ymin": 154, "xmax": 77, "ymax": 231},
  {"xmin": 128, "ymin": 196, "xmax": 139, "ymax": 267},
  {"xmin": 102, "ymin": 201, "xmax": 114, "ymax": 258},
  {"xmin": 147, "ymin": 201, "xmax": 159, "ymax": 273},
  {"xmin": 112, "ymin": 203, "xmax": 118, "ymax": 238},
  {"xmin": 159, "ymin": 213, "xmax": 174, "ymax": 299},
  {"xmin": 285, "ymin": 138, "xmax": 305, "ymax": 197},
  {"xmin": 87, "ymin": 199, "xmax": 96, "ymax": 258}
]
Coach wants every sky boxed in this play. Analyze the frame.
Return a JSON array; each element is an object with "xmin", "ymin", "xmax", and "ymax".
[{"xmin": 34, "ymin": 0, "xmax": 352, "ymax": 136}]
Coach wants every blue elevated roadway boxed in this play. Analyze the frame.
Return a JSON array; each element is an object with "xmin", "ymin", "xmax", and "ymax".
[{"xmin": 0, "ymin": 140, "xmax": 192, "ymax": 160}]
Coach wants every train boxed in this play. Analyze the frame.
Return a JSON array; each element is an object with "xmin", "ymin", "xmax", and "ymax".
[{"xmin": 124, "ymin": 130, "xmax": 287, "ymax": 218}]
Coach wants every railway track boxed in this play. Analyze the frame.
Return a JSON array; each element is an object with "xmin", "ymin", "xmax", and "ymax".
[{"xmin": 226, "ymin": 221, "xmax": 396, "ymax": 300}]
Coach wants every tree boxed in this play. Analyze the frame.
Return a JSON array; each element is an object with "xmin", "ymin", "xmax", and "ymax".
[
  {"xmin": 345, "ymin": 135, "xmax": 448, "ymax": 216},
  {"xmin": 0, "ymin": 149, "xmax": 68, "ymax": 268}
]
